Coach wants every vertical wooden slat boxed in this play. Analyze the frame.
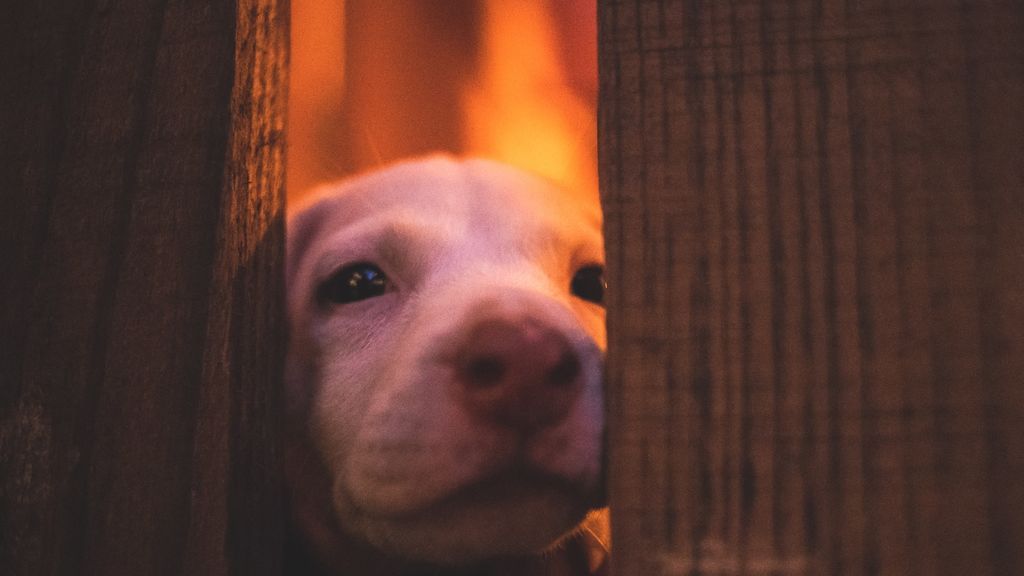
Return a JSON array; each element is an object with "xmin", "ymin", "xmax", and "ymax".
[
  {"xmin": 0, "ymin": 1, "xmax": 287, "ymax": 574},
  {"xmin": 600, "ymin": 1, "xmax": 1024, "ymax": 575}
]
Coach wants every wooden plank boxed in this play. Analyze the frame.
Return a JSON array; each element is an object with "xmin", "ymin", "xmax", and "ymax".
[
  {"xmin": 0, "ymin": 1, "xmax": 287, "ymax": 574},
  {"xmin": 598, "ymin": 1, "xmax": 1024, "ymax": 575}
]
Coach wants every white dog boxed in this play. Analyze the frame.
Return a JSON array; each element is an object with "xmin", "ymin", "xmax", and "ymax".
[{"xmin": 285, "ymin": 157, "xmax": 608, "ymax": 575}]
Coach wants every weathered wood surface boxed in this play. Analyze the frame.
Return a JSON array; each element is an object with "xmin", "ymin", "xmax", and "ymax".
[
  {"xmin": 599, "ymin": 1, "xmax": 1024, "ymax": 575},
  {"xmin": 0, "ymin": 1, "xmax": 287, "ymax": 574}
]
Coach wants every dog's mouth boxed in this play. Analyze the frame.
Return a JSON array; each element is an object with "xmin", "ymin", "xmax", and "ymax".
[{"xmin": 334, "ymin": 465, "xmax": 601, "ymax": 565}]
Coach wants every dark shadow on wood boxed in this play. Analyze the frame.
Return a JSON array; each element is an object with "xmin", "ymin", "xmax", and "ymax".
[{"xmin": 0, "ymin": 1, "xmax": 288, "ymax": 574}]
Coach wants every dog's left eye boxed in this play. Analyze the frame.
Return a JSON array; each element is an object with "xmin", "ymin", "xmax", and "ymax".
[
  {"xmin": 318, "ymin": 262, "xmax": 390, "ymax": 304},
  {"xmin": 571, "ymin": 265, "xmax": 606, "ymax": 306}
]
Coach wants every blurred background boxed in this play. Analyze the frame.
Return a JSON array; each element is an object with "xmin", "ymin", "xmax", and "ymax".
[{"xmin": 288, "ymin": 0, "xmax": 597, "ymax": 206}]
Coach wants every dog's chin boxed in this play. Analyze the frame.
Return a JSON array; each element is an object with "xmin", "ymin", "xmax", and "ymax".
[{"xmin": 335, "ymin": 473, "xmax": 598, "ymax": 566}]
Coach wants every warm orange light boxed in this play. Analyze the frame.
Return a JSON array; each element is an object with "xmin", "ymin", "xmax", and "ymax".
[
  {"xmin": 464, "ymin": 0, "xmax": 597, "ymax": 199},
  {"xmin": 288, "ymin": 0, "xmax": 597, "ymax": 205},
  {"xmin": 288, "ymin": 0, "xmax": 347, "ymax": 200}
]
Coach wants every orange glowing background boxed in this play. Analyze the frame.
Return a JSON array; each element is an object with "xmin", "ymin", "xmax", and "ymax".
[{"xmin": 288, "ymin": 0, "xmax": 597, "ymax": 206}]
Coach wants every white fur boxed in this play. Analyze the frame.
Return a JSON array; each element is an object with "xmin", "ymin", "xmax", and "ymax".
[{"xmin": 286, "ymin": 157, "xmax": 606, "ymax": 568}]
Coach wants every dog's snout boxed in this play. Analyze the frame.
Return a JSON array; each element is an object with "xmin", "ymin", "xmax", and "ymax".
[{"xmin": 454, "ymin": 317, "xmax": 583, "ymax": 431}]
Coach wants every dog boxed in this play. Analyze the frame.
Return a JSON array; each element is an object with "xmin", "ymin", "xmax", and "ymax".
[{"xmin": 285, "ymin": 157, "xmax": 608, "ymax": 575}]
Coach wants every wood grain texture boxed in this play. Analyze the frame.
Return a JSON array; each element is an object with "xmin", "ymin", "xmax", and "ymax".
[
  {"xmin": 598, "ymin": 1, "xmax": 1024, "ymax": 575},
  {"xmin": 0, "ymin": 1, "xmax": 287, "ymax": 574}
]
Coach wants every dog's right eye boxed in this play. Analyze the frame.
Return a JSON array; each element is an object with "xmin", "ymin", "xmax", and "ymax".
[{"xmin": 317, "ymin": 262, "xmax": 390, "ymax": 304}]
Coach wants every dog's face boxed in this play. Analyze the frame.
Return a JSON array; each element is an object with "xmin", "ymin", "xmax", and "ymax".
[{"xmin": 286, "ymin": 157, "xmax": 605, "ymax": 568}]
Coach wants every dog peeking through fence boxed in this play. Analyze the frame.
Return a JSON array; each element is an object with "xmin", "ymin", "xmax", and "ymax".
[{"xmin": 285, "ymin": 157, "xmax": 609, "ymax": 575}]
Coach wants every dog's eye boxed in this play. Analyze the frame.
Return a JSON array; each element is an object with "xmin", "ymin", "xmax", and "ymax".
[
  {"xmin": 318, "ymin": 262, "xmax": 390, "ymax": 304},
  {"xmin": 571, "ymin": 265, "xmax": 606, "ymax": 305}
]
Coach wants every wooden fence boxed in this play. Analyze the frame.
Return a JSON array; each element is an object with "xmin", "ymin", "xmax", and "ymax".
[
  {"xmin": 2, "ymin": 1, "xmax": 1022, "ymax": 574},
  {"xmin": 600, "ymin": 1, "xmax": 1024, "ymax": 575},
  {"xmin": 1, "ymin": 1, "xmax": 287, "ymax": 574}
]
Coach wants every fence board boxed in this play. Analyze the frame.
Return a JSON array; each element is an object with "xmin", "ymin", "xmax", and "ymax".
[
  {"xmin": 0, "ymin": 1, "xmax": 287, "ymax": 574},
  {"xmin": 599, "ymin": 1, "xmax": 1024, "ymax": 575}
]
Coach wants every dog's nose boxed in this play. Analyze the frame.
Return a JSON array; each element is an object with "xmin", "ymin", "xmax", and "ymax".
[{"xmin": 455, "ymin": 317, "xmax": 583, "ymax": 431}]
